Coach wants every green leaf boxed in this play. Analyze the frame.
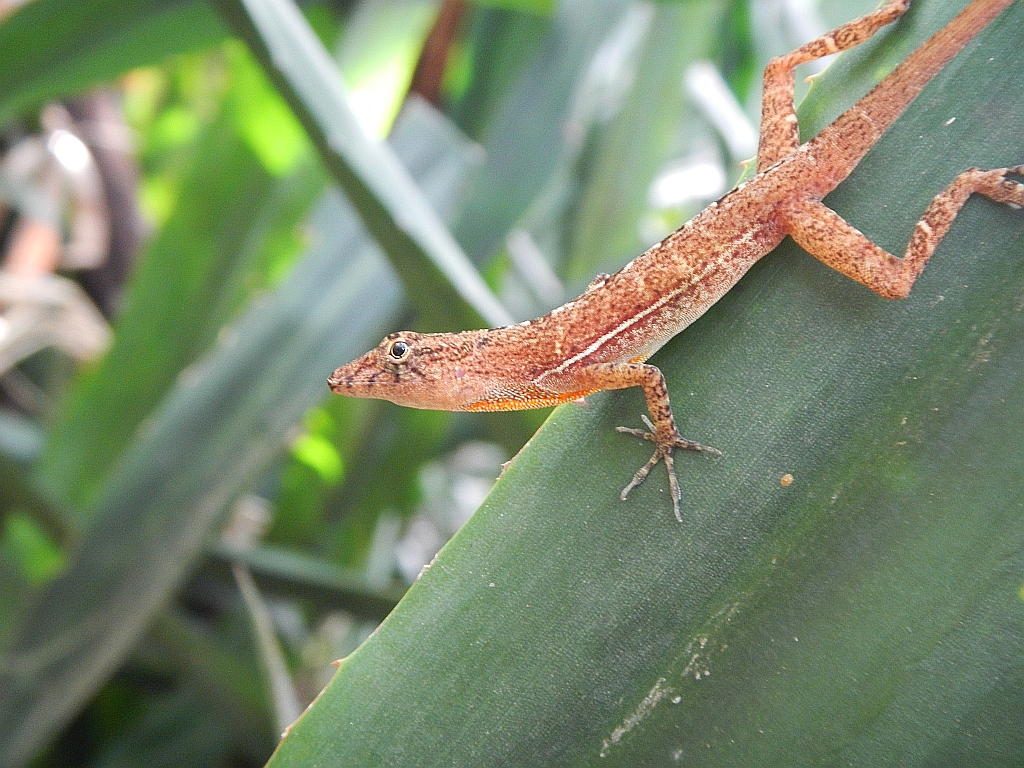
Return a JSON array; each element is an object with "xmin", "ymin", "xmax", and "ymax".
[
  {"xmin": 336, "ymin": 0, "xmax": 442, "ymax": 138},
  {"xmin": 0, "ymin": 0, "xmax": 227, "ymax": 122},
  {"xmin": 0, "ymin": 512, "xmax": 65, "ymax": 587},
  {"xmin": 214, "ymin": 0, "xmax": 512, "ymax": 330},
  {"xmin": 0, "ymin": 102, "xmax": 481, "ymax": 766},
  {"xmin": 265, "ymin": 2, "xmax": 1024, "ymax": 764}
]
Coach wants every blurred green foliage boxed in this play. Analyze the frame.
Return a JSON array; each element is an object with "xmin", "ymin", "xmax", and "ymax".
[{"xmin": 0, "ymin": 0, "xmax": 1021, "ymax": 766}]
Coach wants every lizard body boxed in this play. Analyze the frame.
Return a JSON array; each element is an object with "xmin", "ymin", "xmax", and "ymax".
[{"xmin": 330, "ymin": 0, "xmax": 1023, "ymax": 521}]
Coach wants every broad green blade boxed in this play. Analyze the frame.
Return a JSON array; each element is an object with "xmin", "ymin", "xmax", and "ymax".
[
  {"xmin": 266, "ymin": 2, "xmax": 1024, "ymax": 765},
  {"xmin": 214, "ymin": 0, "xmax": 512, "ymax": 330},
  {"xmin": 0, "ymin": 102, "xmax": 480, "ymax": 767},
  {"xmin": 0, "ymin": 0, "xmax": 226, "ymax": 122}
]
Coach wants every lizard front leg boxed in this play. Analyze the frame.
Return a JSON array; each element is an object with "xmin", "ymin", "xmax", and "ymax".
[
  {"xmin": 565, "ymin": 362, "xmax": 720, "ymax": 522},
  {"xmin": 782, "ymin": 166, "xmax": 1024, "ymax": 299}
]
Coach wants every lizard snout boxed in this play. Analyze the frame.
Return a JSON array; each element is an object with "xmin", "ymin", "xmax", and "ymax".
[{"xmin": 327, "ymin": 364, "xmax": 359, "ymax": 392}]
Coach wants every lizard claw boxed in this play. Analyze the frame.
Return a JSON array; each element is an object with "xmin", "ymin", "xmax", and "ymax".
[{"xmin": 616, "ymin": 415, "xmax": 720, "ymax": 522}]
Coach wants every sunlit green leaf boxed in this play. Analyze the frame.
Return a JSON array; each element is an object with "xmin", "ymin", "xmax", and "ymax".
[
  {"xmin": 226, "ymin": 40, "xmax": 311, "ymax": 176},
  {"xmin": 37, "ymin": 49, "xmax": 326, "ymax": 514},
  {"xmin": 291, "ymin": 433, "xmax": 344, "ymax": 485},
  {"xmin": 337, "ymin": 0, "xmax": 441, "ymax": 138},
  {"xmin": 0, "ymin": 513, "xmax": 65, "ymax": 586},
  {"xmin": 214, "ymin": 0, "xmax": 512, "ymax": 330}
]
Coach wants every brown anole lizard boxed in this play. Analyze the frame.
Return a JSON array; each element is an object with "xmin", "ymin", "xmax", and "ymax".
[{"xmin": 329, "ymin": 0, "xmax": 1023, "ymax": 522}]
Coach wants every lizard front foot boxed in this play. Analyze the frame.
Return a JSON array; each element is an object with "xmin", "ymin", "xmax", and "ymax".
[{"xmin": 616, "ymin": 415, "xmax": 721, "ymax": 523}]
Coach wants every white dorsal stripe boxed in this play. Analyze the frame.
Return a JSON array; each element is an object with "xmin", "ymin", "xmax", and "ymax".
[{"xmin": 542, "ymin": 228, "xmax": 760, "ymax": 379}]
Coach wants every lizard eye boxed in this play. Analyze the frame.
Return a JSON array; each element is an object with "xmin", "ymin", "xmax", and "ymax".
[{"xmin": 387, "ymin": 340, "xmax": 411, "ymax": 361}]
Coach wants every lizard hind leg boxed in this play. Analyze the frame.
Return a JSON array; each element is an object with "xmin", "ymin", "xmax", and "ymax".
[
  {"xmin": 783, "ymin": 165, "xmax": 1024, "ymax": 299},
  {"xmin": 757, "ymin": 0, "xmax": 911, "ymax": 171}
]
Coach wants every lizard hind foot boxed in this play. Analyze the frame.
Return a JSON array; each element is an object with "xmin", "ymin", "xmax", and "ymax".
[{"xmin": 615, "ymin": 415, "xmax": 721, "ymax": 523}]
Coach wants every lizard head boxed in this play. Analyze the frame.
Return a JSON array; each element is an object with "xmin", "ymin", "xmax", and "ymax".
[{"xmin": 328, "ymin": 330, "xmax": 483, "ymax": 410}]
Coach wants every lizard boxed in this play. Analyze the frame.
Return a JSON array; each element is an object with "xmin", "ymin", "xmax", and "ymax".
[{"xmin": 328, "ymin": 0, "xmax": 1023, "ymax": 523}]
